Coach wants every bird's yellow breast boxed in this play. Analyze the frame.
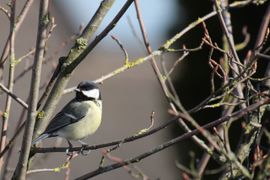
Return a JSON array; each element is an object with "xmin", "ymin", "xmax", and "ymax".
[{"xmin": 58, "ymin": 101, "xmax": 102, "ymax": 140}]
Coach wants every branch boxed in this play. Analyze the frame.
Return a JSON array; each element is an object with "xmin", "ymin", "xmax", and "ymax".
[
  {"xmin": 259, "ymin": 2, "xmax": 270, "ymax": 87},
  {"xmin": 32, "ymin": 115, "xmax": 177, "ymax": 153},
  {"xmin": 0, "ymin": 5, "xmax": 10, "ymax": 18},
  {"xmin": 0, "ymin": 83, "xmax": 28, "ymax": 109},
  {"xmin": 213, "ymin": 0, "xmax": 241, "ymax": 64},
  {"xmin": 160, "ymin": 0, "xmax": 253, "ymax": 51},
  {"xmin": 0, "ymin": 0, "xmax": 17, "ymax": 171},
  {"xmin": 66, "ymin": 0, "xmax": 135, "ymax": 70},
  {"xmin": 36, "ymin": 0, "xmax": 117, "ymax": 110},
  {"xmin": 226, "ymin": 2, "xmax": 270, "ymax": 178},
  {"xmin": 32, "ymin": 96, "xmax": 269, "ymax": 155},
  {"xmin": 12, "ymin": 0, "xmax": 50, "ymax": 178},
  {"xmin": 75, "ymin": 98, "xmax": 269, "ymax": 179},
  {"xmin": 63, "ymin": 1, "xmax": 255, "ymax": 94},
  {"xmin": 33, "ymin": 0, "xmax": 134, "ymax": 141},
  {"xmin": 0, "ymin": 0, "xmax": 34, "ymax": 66},
  {"xmin": 134, "ymin": 0, "xmax": 215, "ymax": 162}
]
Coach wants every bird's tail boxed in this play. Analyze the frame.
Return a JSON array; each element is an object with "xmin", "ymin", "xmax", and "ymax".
[{"xmin": 32, "ymin": 133, "xmax": 49, "ymax": 145}]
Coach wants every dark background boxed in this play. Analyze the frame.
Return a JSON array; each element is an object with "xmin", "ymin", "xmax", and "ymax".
[{"xmin": 169, "ymin": 1, "xmax": 269, "ymax": 179}]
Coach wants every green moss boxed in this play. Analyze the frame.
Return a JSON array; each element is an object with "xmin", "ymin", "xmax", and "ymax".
[
  {"xmin": 2, "ymin": 112, "xmax": 8, "ymax": 118},
  {"xmin": 37, "ymin": 111, "xmax": 45, "ymax": 119},
  {"xmin": 42, "ymin": 14, "xmax": 50, "ymax": 26},
  {"xmin": 75, "ymin": 38, "xmax": 88, "ymax": 50}
]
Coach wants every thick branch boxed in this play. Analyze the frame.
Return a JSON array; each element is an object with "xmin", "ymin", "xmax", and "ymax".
[
  {"xmin": 36, "ymin": 0, "xmax": 116, "ymax": 109},
  {"xmin": 33, "ymin": 0, "xmax": 134, "ymax": 140},
  {"xmin": 12, "ymin": 0, "xmax": 49, "ymax": 179}
]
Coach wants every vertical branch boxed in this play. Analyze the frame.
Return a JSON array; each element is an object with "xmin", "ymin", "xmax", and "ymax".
[
  {"xmin": 259, "ymin": 2, "xmax": 270, "ymax": 87},
  {"xmin": 2, "ymin": 109, "xmax": 27, "ymax": 179},
  {"xmin": 197, "ymin": 0, "xmax": 234, "ymax": 176},
  {"xmin": 12, "ymin": 0, "xmax": 50, "ymax": 179},
  {"xmin": 230, "ymin": 2, "xmax": 270, "ymax": 177},
  {"xmin": 213, "ymin": 0, "xmax": 246, "ymax": 108},
  {"xmin": 0, "ymin": 0, "xmax": 34, "ymax": 79},
  {"xmin": 134, "ymin": 0, "xmax": 211, "ymax": 153},
  {"xmin": 33, "ymin": 0, "xmax": 117, "ymax": 138},
  {"xmin": 0, "ymin": 0, "xmax": 17, "ymax": 171}
]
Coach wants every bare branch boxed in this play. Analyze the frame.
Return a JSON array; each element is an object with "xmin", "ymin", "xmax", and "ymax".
[
  {"xmin": 75, "ymin": 98, "xmax": 269, "ymax": 179},
  {"xmin": 0, "ymin": 5, "xmax": 10, "ymax": 18},
  {"xmin": 33, "ymin": 0, "xmax": 134, "ymax": 141},
  {"xmin": 12, "ymin": 0, "xmax": 50, "ymax": 178},
  {"xmin": 0, "ymin": 0, "xmax": 34, "ymax": 66},
  {"xmin": 0, "ymin": 83, "xmax": 28, "ymax": 109},
  {"xmin": 111, "ymin": 35, "xmax": 129, "ymax": 64},
  {"xmin": 32, "ymin": 114, "xmax": 177, "ymax": 154},
  {"xmin": 0, "ymin": 0, "xmax": 17, "ymax": 171}
]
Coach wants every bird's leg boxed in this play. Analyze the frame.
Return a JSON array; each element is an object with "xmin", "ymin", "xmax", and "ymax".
[
  {"xmin": 78, "ymin": 140, "xmax": 91, "ymax": 156},
  {"xmin": 65, "ymin": 139, "xmax": 74, "ymax": 156}
]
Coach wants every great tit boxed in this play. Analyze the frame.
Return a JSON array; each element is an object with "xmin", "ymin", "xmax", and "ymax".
[{"xmin": 32, "ymin": 81, "xmax": 102, "ymax": 150}]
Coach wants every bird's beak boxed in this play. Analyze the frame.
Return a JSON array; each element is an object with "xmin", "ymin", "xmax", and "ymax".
[{"xmin": 74, "ymin": 88, "xmax": 80, "ymax": 92}]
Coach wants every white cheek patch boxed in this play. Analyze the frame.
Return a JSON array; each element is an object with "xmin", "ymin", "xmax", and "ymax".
[{"xmin": 82, "ymin": 89, "xmax": 100, "ymax": 99}]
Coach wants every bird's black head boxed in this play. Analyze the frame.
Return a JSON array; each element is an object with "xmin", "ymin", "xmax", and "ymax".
[{"xmin": 75, "ymin": 81, "xmax": 101, "ymax": 101}]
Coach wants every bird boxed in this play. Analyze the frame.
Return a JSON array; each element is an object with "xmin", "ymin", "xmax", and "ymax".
[{"xmin": 32, "ymin": 81, "xmax": 102, "ymax": 154}]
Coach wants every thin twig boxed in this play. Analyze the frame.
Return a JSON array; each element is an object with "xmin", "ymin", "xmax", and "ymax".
[
  {"xmin": 214, "ymin": 0, "xmax": 241, "ymax": 64},
  {"xmin": 0, "ymin": 83, "xmax": 28, "ymax": 109},
  {"xmin": 63, "ymin": 50, "xmax": 164, "ymax": 94},
  {"xmin": 0, "ymin": 0, "xmax": 34, "ymax": 66},
  {"xmin": 164, "ymin": 51, "xmax": 189, "ymax": 80},
  {"xmin": 256, "ymin": 52, "xmax": 270, "ymax": 60},
  {"xmin": 100, "ymin": 149, "xmax": 149, "ymax": 179},
  {"xmin": 0, "ymin": 5, "xmax": 10, "ymax": 18},
  {"xmin": 111, "ymin": 35, "xmax": 129, "ymax": 63},
  {"xmin": 27, "ymin": 168, "xmax": 56, "ymax": 175},
  {"xmin": 1, "ymin": 106, "xmax": 27, "ymax": 179},
  {"xmin": 27, "ymin": 152, "xmax": 78, "ymax": 175},
  {"xmin": 99, "ymin": 111, "xmax": 155, "ymax": 167}
]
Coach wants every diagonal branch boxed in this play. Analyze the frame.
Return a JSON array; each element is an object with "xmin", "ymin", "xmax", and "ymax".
[
  {"xmin": 36, "ymin": 0, "xmax": 117, "ymax": 110},
  {"xmin": 33, "ymin": 0, "xmax": 134, "ymax": 141},
  {"xmin": 32, "ymin": 115, "xmax": 177, "ymax": 154},
  {"xmin": 0, "ymin": 83, "xmax": 28, "ymax": 109},
  {"xmin": 75, "ymin": 98, "xmax": 269, "ymax": 179},
  {"xmin": 134, "ymin": 0, "xmax": 212, "ymax": 154},
  {"xmin": 0, "ymin": 0, "xmax": 34, "ymax": 66}
]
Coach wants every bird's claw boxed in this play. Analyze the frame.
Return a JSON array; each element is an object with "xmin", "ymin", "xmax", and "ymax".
[
  {"xmin": 80, "ymin": 145, "xmax": 91, "ymax": 156},
  {"xmin": 65, "ymin": 147, "xmax": 74, "ymax": 156},
  {"xmin": 65, "ymin": 139, "xmax": 74, "ymax": 156}
]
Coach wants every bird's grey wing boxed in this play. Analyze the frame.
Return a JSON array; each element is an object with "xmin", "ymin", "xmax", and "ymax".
[{"xmin": 44, "ymin": 100, "xmax": 90, "ymax": 135}]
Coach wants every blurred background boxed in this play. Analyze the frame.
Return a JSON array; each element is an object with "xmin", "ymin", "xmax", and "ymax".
[{"xmin": 0, "ymin": 0, "xmax": 268, "ymax": 179}]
